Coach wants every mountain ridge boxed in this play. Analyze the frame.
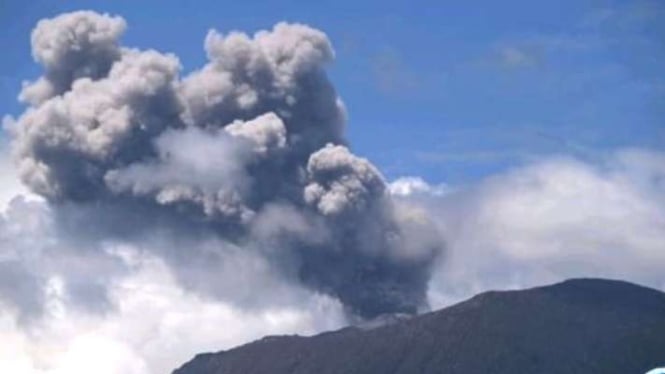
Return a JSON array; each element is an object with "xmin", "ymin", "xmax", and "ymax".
[{"xmin": 173, "ymin": 278, "xmax": 665, "ymax": 374}]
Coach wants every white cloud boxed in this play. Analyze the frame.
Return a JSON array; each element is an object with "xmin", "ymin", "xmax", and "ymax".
[
  {"xmin": 393, "ymin": 149, "xmax": 665, "ymax": 308},
  {"xmin": 0, "ymin": 247, "xmax": 344, "ymax": 374},
  {"xmin": 389, "ymin": 177, "xmax": 450, "ymax": 197},
  {"xmin": 0, "ymin": 183, "xmax": 345, "ymax": 374},
  {"xmin": 3, "ymin": 148, "xmax": 664, "ymax": 373},
  {"xmin": 0, "ymin": 136, "xmax": 34, "ymax": 214}
]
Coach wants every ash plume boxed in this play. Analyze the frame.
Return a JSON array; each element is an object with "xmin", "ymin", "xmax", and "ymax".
[{"xmin": 8, "ymin": 11, "xmax": 444, "ymax": 319}]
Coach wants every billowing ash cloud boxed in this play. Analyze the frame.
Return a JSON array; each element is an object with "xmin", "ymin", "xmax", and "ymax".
[
  {"xmin": 20, "ymin": 11, "xmax": 127, "ymax": 106},
  {"xmin": 8, "ymin": 11, "xmax": 443, "ymax": 319}
]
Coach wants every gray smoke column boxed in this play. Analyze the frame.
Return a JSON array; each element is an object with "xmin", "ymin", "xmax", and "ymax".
[{"xmin": 9, "ymin": 11, "xmax": 444, "ymax": 319}]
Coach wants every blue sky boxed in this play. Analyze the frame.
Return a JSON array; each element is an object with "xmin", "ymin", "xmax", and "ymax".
[{"xmin": 2, "ymin": 0, "xmax": 663, "ymax": 184}]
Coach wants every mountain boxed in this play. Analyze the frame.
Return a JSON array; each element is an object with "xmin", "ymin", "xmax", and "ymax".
[{"xmin": 173, "ymin": 278, "xmax": 665, "ymax": 374}]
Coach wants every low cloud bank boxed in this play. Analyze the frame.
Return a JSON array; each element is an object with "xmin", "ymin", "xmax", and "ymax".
[{"xmin": 391, "ymin": 149, "xmax": 665, "ymax": 306}]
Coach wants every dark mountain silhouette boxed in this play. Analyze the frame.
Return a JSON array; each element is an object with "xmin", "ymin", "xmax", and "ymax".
[{"xmin": 173, "ymin": 278, "xmax": 665, "ymax": 374}]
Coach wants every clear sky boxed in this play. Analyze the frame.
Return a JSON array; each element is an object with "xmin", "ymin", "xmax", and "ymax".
[{"xmin": 2, "ymin": 0, "xmax": 663, "ymax": 186}]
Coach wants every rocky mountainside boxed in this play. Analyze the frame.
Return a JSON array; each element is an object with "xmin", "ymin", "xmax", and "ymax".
[{"xmin": 174, "ymin": 278, "xmax": 665, "ymax": 374}]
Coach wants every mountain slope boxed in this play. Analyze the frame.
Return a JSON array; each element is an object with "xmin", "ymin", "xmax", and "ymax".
[{"xmin": 173, "ymin": 278, "xmax": 665, "ymax": 374}]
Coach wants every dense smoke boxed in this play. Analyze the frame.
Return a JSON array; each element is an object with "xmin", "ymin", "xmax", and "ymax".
[{"xmin": 7, "ymin": 11, "xmax": 443, "ymax": 319}]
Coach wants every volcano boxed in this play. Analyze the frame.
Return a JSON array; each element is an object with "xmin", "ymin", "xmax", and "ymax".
[{"xmin": 174, "ymin": 278, "xmax": 665, "ymax": 374}]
